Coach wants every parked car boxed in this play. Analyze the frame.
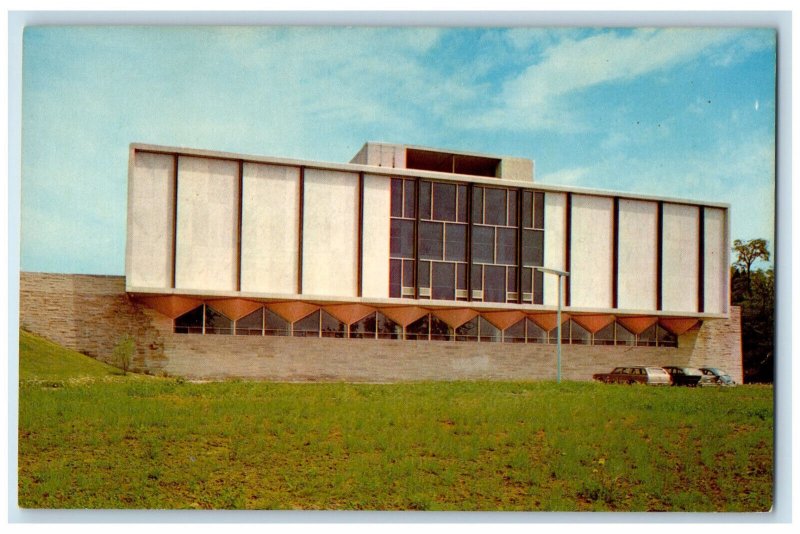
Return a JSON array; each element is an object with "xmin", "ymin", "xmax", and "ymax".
[
  {"xmin": 699, "ymin": 367, "xmax": 736, "ymax": 386},
  {"xmin": 662, "ymin": 366, "xmax": 704, "ymax": 387},
  {"xmin": 593, "ymin": 366, "xmax": 672, "ymax": 385}
]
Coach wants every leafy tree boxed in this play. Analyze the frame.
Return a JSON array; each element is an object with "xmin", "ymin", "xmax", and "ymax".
[
  {"xmin": 113, "ymin": 335, "xmax": 136, "ymax": 376},
  {"xmin": 732, "ymin": 238, "xmax": 770, "ymax": 295}
]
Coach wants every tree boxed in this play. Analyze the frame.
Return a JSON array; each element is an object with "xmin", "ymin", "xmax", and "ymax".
[
  {"xmin": 113, "ymin": 335, "xmax": 136, "ymax": 376},
  {"xmin": 732, "ymin": 239, "xmax": 770, "ymax": 295}
]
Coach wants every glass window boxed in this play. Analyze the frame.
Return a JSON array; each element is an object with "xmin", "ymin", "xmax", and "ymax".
[
  {"xmin": 533, "ymin": 268, "xmax": 544, "ymax": 305},
  {"xmin": 484, "ymin": 188, "xmax": 507, "ymax": 226},
  {"xmin": 390, "ymin": 259, "xmax": 401, "ymax": 298},
  {"xmin": 402, "ymin": 260, "xmax": 415, "ymax": 289},
  {"xmin": 472, "ymin": 187, "xmax": 484, "ymax": 224},
  {"xmin": 457, "ymin": 185, "xmax": 468, "ymax": 223},
  {"xmin": 657, "ymin": 325, "xmax": 677, "ymax": 347},
  {"xmin": 430, "ymin": 316, "xmax": 453, "ymax": 341},
  {"xmin": 521, "ymin": 267, "xmax": 532, "ymax": 293},
  {"xmin": 321, "ymin": 310, "xmax": 345, "ymax": 338},
  {"xmin": 504, "ymin": 319, "xmax": 526, "ymax": 343},
  {"xmin": 479, "ymin": 317, "xmax": 500, "ymax": 342},
  {"xmin": 507, "ymin": 266, "xmax": 518, "ymax": 293},
  {"xmin": 456, "ymin": 263, "xmax": 467, "ymax": 291},
  {"xmin": 483, "ymin": 265, "xmax": 506, "ymax": 303},
  {"xmin": 419, "ymin": 221, "xmax": 444, "ymax": 260},
  {"xmin": 403, "ymin": 179, "xmax": 416, "ymax": 219},
  {"xmin": 174, "ymin": 305, "xmax": 204, "ymax": 334},
  {"xmin": 472, "ymin": 226, "xmax": 494, "ymax": 263},
  {"xmin": 594, "ymin": 322, "xmax": 615, "ymax": 345},
  {"xmin": 432, "ymin": 262, "xmax": 455, "ymax": 301},
  {"xmin": 293, "ymin": 311, "xmax": 320, "ymax": 338},
  {"xmin": 417, "ymin": 260, "xmax": 431, "ymax": 290},
  {"xmin": 526, "ymin": 319, "xmax": 547, "ymax": 344},
  {"xmin": 390, "ymin": 219, "xmax": 414, "ymax": 259},
  {"xmin": 444, "ymin": 223, "xmax": 467, "ymax": 262},
  {"xmin": 350, "ymin": 312, "xmax": 377, "ymax": 339},
  {"xmin": 391, "ymin": 179, "xmax": 402, "ymax": 218},
  {"xmin": 497, "ymin": 228, "xmax": 517, "ymax": 265},
  {"xmin": 205, "ymin": 306, "xmax": 233, "ymax": 335},
  {"xmin": 522, "ymin": 191, "xmax": 533, "ymax": 229},
  {"xmin": 637, "ymin": 324, "xmax": 658, "ymax": 346},
  {"xmin": 522, "ymin": 229, "xmax": 544, "ymax": 266},
  {"xmin": 534, "ymin": 192, "xmax": 545, "ymax": 229},
  {"xmin": 471, "ymin": 264, "xmax": 483, "ymax": 294},
  {"xmin": 432, "ymin": 182, "xmax": 457, "ymax": 222},
  {"xmin": 455, "ymin": 317, "xmax": 478, "ymax": 341},
  {"xmin": 507, "ymin": 191, "xmax": 518, "ymax": 227},
  {"xmin": 615, "ymin": 322, "xmax": 635, "ymax": 346},
  {"xmin": 419, "ymin": 181, "xmax": 432, "ymax": 220},
  {"xmin": 377, "ymin": 312, "xmax": 402, "ymax": 339},
  {"xmin": 264, "ymin": 309, "xmax": 290, "ymax": 336},
  {"xmin": 406, "ymin": 314, "xmax": 430, "ymax": 340},
  {"xmin": 235, "ymin": 308, "xmax": 263, "ymax": 336}
]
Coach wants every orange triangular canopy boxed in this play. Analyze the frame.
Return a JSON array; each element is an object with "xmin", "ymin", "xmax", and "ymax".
[
  {"xmin": 482, "ymin": 311, "xmax": 527, "ymax": 331},
  {"xmin": 659, "ymin": 318, "xmax": 700, "ymax": 335},
  {"xmin": 430, "ymin": 308, "xmax": 479, "ymax": 329},
  {"xmin": 571, "ymin": 314, "xmax": 615, "ymax": 334},
  {"xmin": 323, "ymin": 304, "xmax": 377, "ymax": 325},
  {"xmin": 135, "ymin": 295, "xmax": 203, "ymax": 319},
  {"xmin": 378, "ymin": 306, "xmax": 429, "ymax": 327},
  {"xmin": 206, "ymin": 298, "xmax": 263, "ymax": 321},
  {"xmin": 617, "ymin": 316, "xmax": 658, "ymax": 335},
  {"xmin": 266, "ymin": 301, "xmax": 320, "ymax": 323},
  {"xmin": 527, "ymin": 313, "xmax": 571, "ymax": 332}
]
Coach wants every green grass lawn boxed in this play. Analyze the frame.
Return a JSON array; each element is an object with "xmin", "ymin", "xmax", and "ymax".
[{"xmin": 18, "ymin": 329, "xmax": 773, "ymax": 511}]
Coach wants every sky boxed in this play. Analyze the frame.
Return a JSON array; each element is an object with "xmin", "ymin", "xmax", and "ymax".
[{"xmin": 19, "ymin": 25, "xmax": 777, "ymax": 275}]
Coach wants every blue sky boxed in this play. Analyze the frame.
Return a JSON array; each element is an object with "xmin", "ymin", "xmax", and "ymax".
[{"xmin": 20, "ymin": 26, "xmax": 776, "ymax": 275}]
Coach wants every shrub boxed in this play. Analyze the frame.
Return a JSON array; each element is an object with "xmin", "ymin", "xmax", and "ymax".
[{"xmin": 112, "ymin": 335, "xmax": 135, "ymax": 376}]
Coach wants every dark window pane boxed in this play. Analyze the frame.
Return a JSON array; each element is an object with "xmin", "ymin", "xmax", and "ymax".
[
  {"xmin": 403, "ymin": 179, "xmax": 416, "ymax": 219},
  {"xmin": 594, "ymin": 322, "xmax": 615, "ymax": 345},
  {"xmin": 390, "ymin": 219, "xmax": 414, "ymax": 259},
  {"xmin": 484, "ymin": 265, "xmax": 506, "ymax": 303},
  {"xmin": 174, "ymin": 305, "xmax": 204, "ymax": 334},
  {"xmin": 419, "ymin": 221, "xmax": 443, "ymax": 260},
  {"xmin": 522, "ymin": 229, "xmax": 544, "ymax": 266},
  {"xmin": 376, "ymin": 312, "xmax": 402, "ymax": 339},
  {"xmin": 522, "ymin": 191, "xmax": 533, "ymax": 228},
  {"xmin": 402, "ymin": 259, "xmax": 415, "ymax": 288},
  {"xmin": 432, "ymin": 182, "xmax": 457, "ymax": 222},
  {"xmin": 205, "ymin": 306, "xmax": 232, "ymax": 335},
  {"xmin": 479, "ymin": 316, "xmax": 500, "ymax": 342},
  {"xmin": 390, "ymin": 259, "xmax": 401, "ymax": 298},
  {"xmin": 657, "ymin": 325, "xmax": 677, "ymax": 347},
  {"xmin": 350, "ymin": 312, "xmax": 377, "ymax": 339},
  {"xmin": 472, "ymin": 225, "xmax": 494, "ymax": 263},
  {"xmin": 497, "ymin": 227, "xmax": 517, "ymax": 265},
  {"xmin": 432, "ymin": 262, "xmax": 455, "ymax": 301},
  {"xmin": 615, "ymin": 323, "xmax": 635, "ymax": 346},
  {"xmin": 455, "ymin": 317, "xmax": 478, "ymax": 341},
  {"xmin": 444, "ymin": 223, "xmax": 467, "ymax": 262},
  {"xmin": 533, "ymin": 268, "xmax": 544, "ymax": 305},
  {"xmin": 534, "ymin": 192, "xmax": 545, "ymax": 229},
  {"xmin": 419, "ymin": 181, "xmax": 431, "ymax": 220},
  {"xmin": 293, "ymin": 310, "xmax": 320, "ymax": 338},
  {"xmin": 484, "ymin": 188, "xmax": 507, "ymax": 226},
  {"xmin": 507, "ymin": 266, "xmax": 518, "ymax": 292},
  {"xmin": 526, "ymin": 319, "xmax": 547, "ymax": 343},
  {"xmin": 264, "ymin": 309, "xmax": 290, "ymax": 336},
  {"xmin": 430, "ymin": 315, "xmax": 453, "ymax": 341},
  {"xmin": 235, "ymin": 308, "xmax": 263, "ymax": 335},
  {"xmin": 391, "ymin": 178, "xmax": 402, "ymax": 218},
  {"xmin": 508, "ymin": 191, "xmax": 518, "ymax": 227},
  {"xmin": 321, "ymin": 310, "xmax": 345, "ymax": 338},
  {"xmin": 418, "ymin": 260, "xmax": 431, "ymax": 288},
  {"xmin": 472, "ymin": 187, "xmax": 484, "ymax": 224},
  {"xmin": 471, "ymin": 264, "xmax": 483, "ymax": 292},
  {"xmin": 457, "ymin": 185, "xmax": 468, "ymax": 223},
  {"xmin": 570, "ymin": 320, "xmax": 591, "ymax": 345},
  {"xmin": 457, "ymin": 263, "xmax": 467, "ymax": 290},
  {"xmin": 406, "ymin": 314, "xmax": 430, "ymax": 340},
  {"xmin": 521, "ymin": 267, "xmax": 533, "ymax": 293},
  {"xmin": 637, "ymin": 324, "xmax": 658, "ymax": 346},
  {"xmin": 504, "ymin": 319, "xmax": 526, "ymax": 343}
]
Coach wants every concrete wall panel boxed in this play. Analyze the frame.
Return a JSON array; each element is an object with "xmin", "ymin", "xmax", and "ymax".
[
  {"xmin": 543, "ymin": 192, "xmax": 566, "ymax": 306},
  {"xmin": 570, "ymin": 195, "xmax": 613, "ymax": 308},
  {"xmin": 128, "ymin": 152, "xmax": 175, "ymax": 288},
  {"xmin": 662, "ymin": 203, "xmax": 699, "ymax": 312},
  {"xmin": 175, "ymin": 156, "xmax": 239, "ymax": 292},
  {"xmin": 302, "ymin": 169, "xmax": 359, "ymax": 297},
  {"xmin": 362, "ymin": 174, "xmax": 391, "ymax": 298},
  {"xmin": 240, "ymin": 163, "xmax": 299, "ymax": 294},
  {"xmin": 704, "ymin": 207, "xmax": 728, "ymax": 314},
  {"xmin": 617, "ymin": 199, "xmax": 658, "ymax": 310}
]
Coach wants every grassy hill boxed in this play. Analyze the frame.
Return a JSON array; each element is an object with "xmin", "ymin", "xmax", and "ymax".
[{"xmin": 19, "ymin": 329, "xmax": 126, "ymax": 382}]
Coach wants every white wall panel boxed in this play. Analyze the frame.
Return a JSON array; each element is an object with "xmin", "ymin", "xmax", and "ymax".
[
  {"xmin": 704, "ymin": 207, "xmax": 728, "ymax": 314},
  {"xmin": 128, "ymin": 152, "xmax": 175, "ymax": 288},
  {"xmin": 175, "ymin": 156, "xmax": 239, "ymax": 292},
  {"xmin": 362, "ymin": 174, "xmax": 391, "ymax": 298},
  {"xmin": 240, "ymin": 163, "xmax": 299, "ymax": 294},
  {"xmin": 617, "ymin": 199, "xmax": 658, "ymax": 310},
  {"xmin": 662, "ymin": 203, "xmax": 699, "ymax": 312},
  {"xmin": 302, "ymin": 169, "xmax": 359, "ymax": 297},
  {"xmin": 542, "ymin": 192, "xmax": 566, "ymax": 305},
  {"xmin": 569, "ymin": 195, "xmax": 613, "ymax": 309}
]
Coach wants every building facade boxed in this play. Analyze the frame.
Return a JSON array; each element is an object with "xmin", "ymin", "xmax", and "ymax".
[{"xmin": 17, "ymin": 141, "xmax": 741, "ymax": 382}]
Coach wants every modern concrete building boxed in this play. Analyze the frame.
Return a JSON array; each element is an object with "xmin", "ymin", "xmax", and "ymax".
[{"xmin": 19, "ymin": 141, "xmax": 742, "ymax": 382}]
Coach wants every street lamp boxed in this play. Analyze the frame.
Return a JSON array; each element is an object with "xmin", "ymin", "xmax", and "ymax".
[{"xmin": 535, "ymin": 267, "xmax": 570, "ymax": 383}]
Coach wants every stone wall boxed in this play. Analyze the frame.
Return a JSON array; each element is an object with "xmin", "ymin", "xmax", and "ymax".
[{"xmin": 18, "ymin": 272, "xmax": 743, "ymax": 383}]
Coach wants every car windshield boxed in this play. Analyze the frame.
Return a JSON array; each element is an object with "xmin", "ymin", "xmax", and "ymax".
[{"xmin": 647, "ymin": 368, "xmax": 669, "ymax": 376}]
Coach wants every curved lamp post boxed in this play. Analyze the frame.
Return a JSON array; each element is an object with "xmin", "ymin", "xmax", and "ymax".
[{"xmin": 535, "ymin": 267, "xmax": 570, "ymax": 383}]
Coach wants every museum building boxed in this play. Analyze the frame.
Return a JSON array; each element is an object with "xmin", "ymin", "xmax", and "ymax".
[{"xmin": 19, "ymin": 141, "xmax": 742, "ymax": 382}]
